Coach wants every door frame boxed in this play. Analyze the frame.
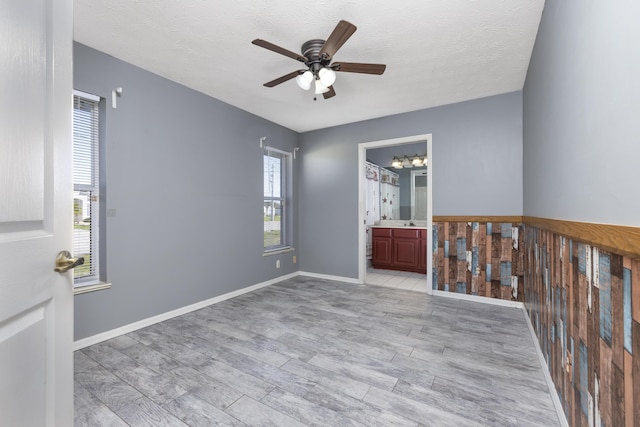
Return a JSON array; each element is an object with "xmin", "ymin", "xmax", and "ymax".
[{"xmin": 357, "ymin": 133, "xmax": 433, "ymax": 293}]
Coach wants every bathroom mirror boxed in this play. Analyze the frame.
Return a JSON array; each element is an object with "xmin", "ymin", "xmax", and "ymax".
[{"xmin": 366, "ymin": 142, "xmax": 428, "ymax": 220}]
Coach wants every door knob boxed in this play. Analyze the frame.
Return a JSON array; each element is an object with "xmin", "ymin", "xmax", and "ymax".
[{"xmin": 54, "ymin": 250, "xmax": 85, "ymax": 273}]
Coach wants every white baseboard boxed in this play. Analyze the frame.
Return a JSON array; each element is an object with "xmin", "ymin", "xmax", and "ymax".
[
  {"xmin": 432, "ymin": 289, "xmax": 524, "ymax": 309},
  {"xmin": 522, "ymin": 306, "xmax": 569, "ymax": 427},
  {"xmin": 298, "ymin": 271, "xmax": 360, "ymax": 284},
  {"xmin": 73, "ymin": 272, "xmax": 299, "ymax": 350}
]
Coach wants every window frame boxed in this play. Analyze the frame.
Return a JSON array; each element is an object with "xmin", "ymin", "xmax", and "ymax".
[
  {"xmin": 72, "ymin": 90, "xmax": 102, "ymax": 288},
  {"xmin": 263, "ymin": 146, "xmax": 292, "ymax": 253}
]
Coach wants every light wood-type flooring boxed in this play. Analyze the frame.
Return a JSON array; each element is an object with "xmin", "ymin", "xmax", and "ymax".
[{"xmin": 74, "ymin": 277, "xmax": 561, "ymax": 426}]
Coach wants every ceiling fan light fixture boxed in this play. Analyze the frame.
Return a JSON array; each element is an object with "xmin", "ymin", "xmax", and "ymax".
[
  {"xmin": 318, "ymin": 67, "xmax": 336, "ymax": 87},
  {"xmin": 295, "ymin": 70, "xmax": 313, "ymax": 90},
  {"xmin": 253, "ymin": 20, "xmax": 386, "ymax": 99},
  {"xmin": 314, "ymin": 78, "xmax": 329, "ymax": 94}
]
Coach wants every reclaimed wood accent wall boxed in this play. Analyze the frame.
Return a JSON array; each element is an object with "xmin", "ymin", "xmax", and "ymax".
[
  {"xmin": 524, "ymin": 216, "xmax": 640, "ymax": 259},
  {"xmin": 524, "ymin": 225, "xmax": 639, "ymax": 426},
  {"xmin": 432, "ymin": 219, "xmax": 524, "ymax": 301},
  {"xmin": 432, "ymin": 215, "xmax": 640, "ymax": 426}
]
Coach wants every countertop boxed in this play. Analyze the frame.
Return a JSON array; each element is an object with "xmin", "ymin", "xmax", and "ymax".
[{"xmin": 370, "ymin": 225, "xmax": 427, "ymax": 229}]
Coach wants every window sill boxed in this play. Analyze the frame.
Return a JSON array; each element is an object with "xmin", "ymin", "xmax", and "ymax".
[
  {"xmin": 263, "ymin": 247, "xmax": 295, "ymax": 257},
  {"xmin": 74, "ymin": 282, "xmax": 112, "ymax": 295}
]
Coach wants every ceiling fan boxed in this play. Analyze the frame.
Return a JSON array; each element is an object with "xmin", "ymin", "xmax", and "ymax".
[{"xmin": 252, "ymin": 20, "xmax": 386, "ymax": 100}]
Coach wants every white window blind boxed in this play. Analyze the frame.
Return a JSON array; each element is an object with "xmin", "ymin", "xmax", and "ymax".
[{"xmin": 73, "ymin": 93, "xmax": 100, "ymax": 284}]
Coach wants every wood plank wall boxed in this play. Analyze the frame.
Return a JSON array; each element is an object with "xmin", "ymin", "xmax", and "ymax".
[
  {"xmin": 524, "ymin": 226, "xmax": 638, "ymax": 426},
  {"xmin": 432, "ymin": 219, "xmax": 524, "ymax": 301},
  {"xmin": 432, "ymin": 216, "xmax": 639, "ymax": 426}
]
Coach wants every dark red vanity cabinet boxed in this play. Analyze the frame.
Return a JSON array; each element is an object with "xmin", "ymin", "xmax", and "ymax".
[
  {"xmin": 419, "ymin": 229, "xmax": 428, "ymax": 271},
  {"xmin": 392, "ymin": 228, "xmax": 420, "ymax": 269},
  {"xmin": 372, "ymin": 227, "xmax": 392, "ymax": 267},
  {"xmin": 372, "ymin": 227, "xmax": 426, "ymax": 274}
]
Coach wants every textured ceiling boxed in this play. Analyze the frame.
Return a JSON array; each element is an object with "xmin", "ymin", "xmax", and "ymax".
[{"xmin": 74, "ymin": 0, "xmax": 545, "ymax": 133}]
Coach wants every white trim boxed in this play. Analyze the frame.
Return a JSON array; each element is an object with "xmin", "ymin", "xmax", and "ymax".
[
  {"xmin": 263, "ymin": 145, "xmax": 291, "ymax": 155},
  {"xmin": 522, "ymin": 306, "xmax": 569, "ymax": 427},
  {"xmin": 357, "ymin": 134, "xmax": 433, "ymax": 293},
  {"xmin": 425, "ymin": 138, "xmax": 433, "ymax": 295},
  {"xmin": 73, "ymin": 272, "xmax": 299, "ymax": 350},
  {"xmin": 263, "ymin": 247, "xmax": 295, "ymax": 257},
  {"xmin": 432, "ymin": 289, "xmax": 524, "ymax": 308},
  {"xmin": 73, "ymin": 282, "xmax": 111, "ymax": 295},
  {"xmin": 298, "ymin": 271, "xmax": 360, "ymax": 284},
  {"xmin": 73, "ymin": 89, "xmax": 100, "ymax": 102}
]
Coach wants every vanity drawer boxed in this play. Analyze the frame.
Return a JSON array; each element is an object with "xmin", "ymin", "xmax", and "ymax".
[
  {"xmin": 372, "ymin": 228, "xmax": 392, "ymax": 237},
  {"xmin": 393, "ymin": 228, "xmax": 420, "ymax": 239}
]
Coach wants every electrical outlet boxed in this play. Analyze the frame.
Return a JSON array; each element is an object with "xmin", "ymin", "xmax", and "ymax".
[
  {"xmin": 276, "ymin": 259, "xmax": 281, "ymax": 268},
  {"xmin": 293, "ymin": 255, "xmax": 297, "ymax": 264}
]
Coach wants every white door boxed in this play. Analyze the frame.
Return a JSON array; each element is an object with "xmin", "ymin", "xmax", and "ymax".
[
  {"xmin": 0, "ymin": 1, "xmax": 74, "ymax": 426},
  {"xmin": 410, "ymin": 170, "xmax": 428, "ymax": 220},
  {"xmin": 415, "ymin": 187, "xmax": 428, "ymax": 220}
]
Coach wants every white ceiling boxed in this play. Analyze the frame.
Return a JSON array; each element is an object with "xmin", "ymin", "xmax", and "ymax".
[{"xmin": 74, "ymin": 0, "xmax": 545, "ymax": 133}]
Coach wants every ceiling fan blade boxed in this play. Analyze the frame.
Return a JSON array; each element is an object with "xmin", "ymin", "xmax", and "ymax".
[
  {"xmin": 263, "ymin": 70, "xmax": 301, "ymax": 88},
  {"xmin": 323, "ymin": 86, "xmax": 336, "ymax": 99},
  {"xmin": 320, "ymin": 20, "xmax": 357, "ymax": 60},
  {"xmin": 252, "ymin": 39, "xmax": 307, "ymax": 63},
  {"xmin": 332, "ymin": 62, "xmax": 386, "ymax": 75}
]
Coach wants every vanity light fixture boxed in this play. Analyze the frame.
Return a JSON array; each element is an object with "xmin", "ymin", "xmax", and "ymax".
[
  {"xmin": 402, "ymin": 155, "xmax": 412, "ymax": 168},
  {"xmin": 391, "ymin": 156, "xmax": 403, "ymax": 169},
  {"xmin": 391, "ymin": 154, "xmax": 428, "ymax": 169}
]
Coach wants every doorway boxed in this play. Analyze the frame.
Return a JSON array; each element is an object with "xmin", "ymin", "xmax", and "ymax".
[{"xmin": 357, "ymin": 134, "xmax": 433, "ymax": 294}]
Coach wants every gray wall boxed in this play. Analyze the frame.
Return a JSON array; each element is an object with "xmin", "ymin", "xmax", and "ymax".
[
  {"xmin": 73, "ymin": 43, "xmax": 299, "ymax": 340},
  {"xmin": 298, "ymin": 92, "xmax": 523, "ymax": 279},
  {"xmin": 523, "ymin": 0, "xmax": 640, "ymax": 226}
]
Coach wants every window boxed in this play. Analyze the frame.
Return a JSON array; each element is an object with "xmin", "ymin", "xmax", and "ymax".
[
  {"xmin": 73, "ymin": 91, "xmax": 100, "ymax": 286},
  {"xmin": 263, "ymin": 148, "xmax": 291, "ymax": 251}
]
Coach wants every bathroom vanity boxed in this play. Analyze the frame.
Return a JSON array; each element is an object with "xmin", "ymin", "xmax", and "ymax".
[{"xmin": 371, "ymin": 225, "xmax": 427, "ymax": 274}]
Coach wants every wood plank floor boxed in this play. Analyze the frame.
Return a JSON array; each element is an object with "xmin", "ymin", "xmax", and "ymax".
[{"xmin": 74, "ymin": 277, "xmax": 561, "ymax": 426}]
